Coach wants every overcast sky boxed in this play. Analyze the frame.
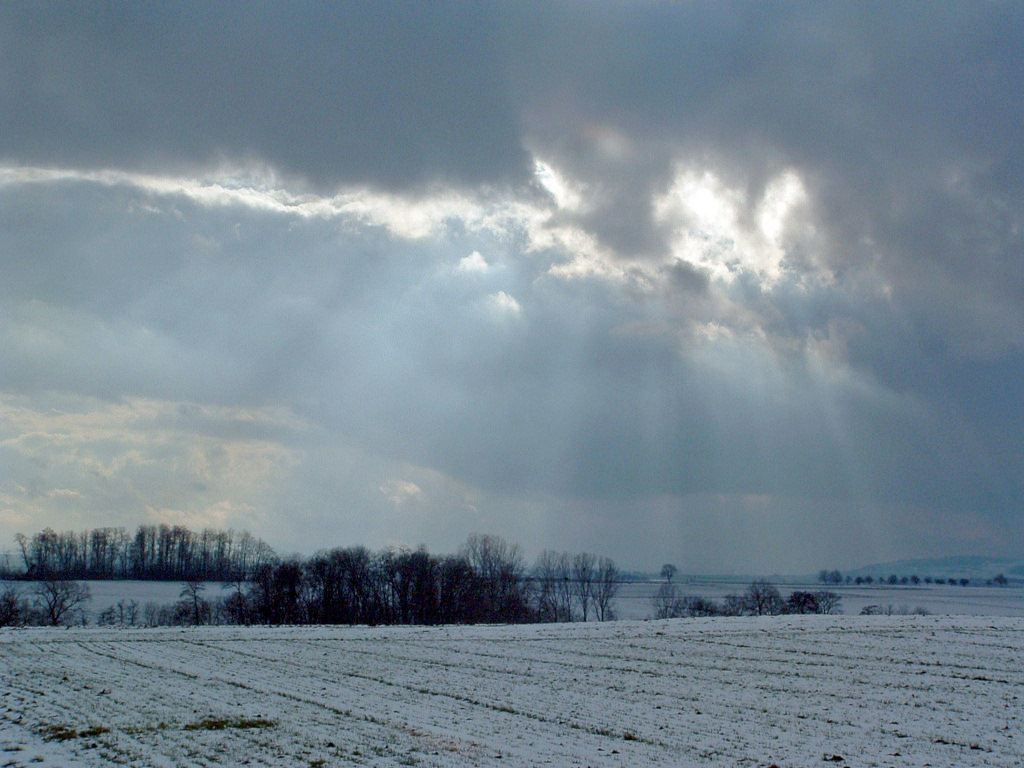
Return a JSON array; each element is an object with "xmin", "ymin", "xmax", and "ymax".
[{"xmin": 2, "ymin": 2, "xmax": 1023, "ymax": 574}]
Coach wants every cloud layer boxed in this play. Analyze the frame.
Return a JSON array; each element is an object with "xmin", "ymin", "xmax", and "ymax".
[{"xmin": 2, "ymin": 3, "xmax": 1022, "ymax": 572}]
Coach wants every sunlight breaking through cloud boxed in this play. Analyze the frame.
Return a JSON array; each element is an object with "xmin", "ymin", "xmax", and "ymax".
[
  {"xmin": 655, "ymin": 167, "xmax": 814, "ymax": 286},
  {"xmin": 3, "ymin": 3, "xmax": 1023, "ymax": 570}
]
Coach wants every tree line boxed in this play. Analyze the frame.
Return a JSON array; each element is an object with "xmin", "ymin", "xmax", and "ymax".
[
  {"xmin": 236, "ymin": 534, "xmax": 538, "ymax": 626},
  {"xmin": 1, "ymin": 533, "xmax": 622, "ymax": 628},
  {"xmin": 654, "ymin": 567, "xmax": 841, "ymax": 618},
  {"xmin": 819, "ymin": 568, "xmax": 1011, "ymax": 587},
  {"xmin": 156, "ymin": 536, "xmax": 620, "ymax": 627},
  {"xmin": 5, "ymin": 525, "xmax": 275, "ymax": 581}
]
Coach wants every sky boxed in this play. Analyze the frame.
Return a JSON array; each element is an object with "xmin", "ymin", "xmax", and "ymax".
[{"xmin": 2, "ymin": 2, "xmax": 1023, "ymax": 574}]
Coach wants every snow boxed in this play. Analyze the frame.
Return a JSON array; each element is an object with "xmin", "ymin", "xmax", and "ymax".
[
  {"xmin": 77, "ymin": 580, "xmax": 196, "ymax": 613},
  {"xmin": 2, "ymin": 616, "xmax": 1022, "ymax": 767}
]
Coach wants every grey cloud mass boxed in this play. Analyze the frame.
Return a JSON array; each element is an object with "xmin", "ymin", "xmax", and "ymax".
[
  {"xmin": 1, "ymin": 2, "xmax": 528, "ymax": 189},
  {"xmin": 1, "ymin": 2, "xmax": 1022, "ymax": 573}
]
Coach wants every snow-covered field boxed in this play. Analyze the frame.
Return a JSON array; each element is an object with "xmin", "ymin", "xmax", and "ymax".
[{"xmin": 2, "ymin": 616, "xmax": 1022, "ymax": 767}]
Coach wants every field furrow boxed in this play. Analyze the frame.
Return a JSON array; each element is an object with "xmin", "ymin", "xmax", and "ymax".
[{"xmin": 2, "ymin": 616, "xmax": 1022, "ymax": 767}]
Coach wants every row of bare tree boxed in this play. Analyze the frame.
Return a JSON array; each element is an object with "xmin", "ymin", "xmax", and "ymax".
[
  {"xmin": 653, "ymin": 574, "xmax": 841, "ymax": 618},
  {"xmin": 237, "ymin": 535, "xmax": 538, "ymax": 626},
  {"xmin": 8, "ymin": 525, "xmax": 275, "ymax": 581},
  {"xmin": 3, "ymin": 534, "xmax": 622, "ymax": 628},
  {"xmin": 532, "ymin": 550, "xmax": 620, "ymax": 622},
  {"xmin": 188, "ymin": 536, "xmax": 620, "ymax": 627}
]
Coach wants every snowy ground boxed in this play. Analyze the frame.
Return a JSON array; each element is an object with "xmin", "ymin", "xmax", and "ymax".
[{"xmin": 2, "ymin": 616, "xmax": 1022, "ymax": 767}]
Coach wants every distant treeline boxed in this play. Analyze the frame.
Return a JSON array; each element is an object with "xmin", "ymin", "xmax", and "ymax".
[
  {"xmin": 5, "ymin": 525, "xmax": 275, "ymax": 581},
  {"xmin": 653, "ymin": 576, "xmax": 842, "ymax": 618},
  {"xmin": 2, "ymin": 531, "xmax": 621, "ymax": 628},
  {"xmin": 220, "ymin": 534, "xmax": 546, "ymax": 626},
  {"xmin": 818, "ymin": 569, "xmax": 1011, "ymax": 587},
  {"xmin": 154, "ymin": 536, "xmax": 617, "ymax": 627}
]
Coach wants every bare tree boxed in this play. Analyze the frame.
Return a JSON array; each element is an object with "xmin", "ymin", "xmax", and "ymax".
[
  {"xmin": 818, "ymin": 569, "xmax": 843, "ymax": 585},
  {"xmin": 683, "ymin": 596, "xmax": 719, "ymax": 617},
  {"xmin": 34, "ymin": 579, "xmax": 91, "ymax": 626},
  {"xmin": 180, "ymin": 580, "xmax": 208, "ymax": 625},
  {"xmin": 815, "ymin": 590, "xmax": 842, "ymax": 615},
  {"xmin": 15, "ymin": 533, "xmax": 32, "ymax": 574},
  {"xmin": 436, "ymin": 554, "xmax": 477, "ymax": 624},
  {"xmin": 743, "ymin": 580, "xmax": 785, "ymax": 616},
  {"xmin": 591, "ymin": 556, "xmax": 619, "ymax": 621},
  {"xmin": 533, "ymin": 550, "xmax": 572, "ymax": 622},
  {"xmin": 554, "ymin": 554, "xmax": 574, "ymax": 622},
  {"xmin": 572, "ymin": 553, "xmax": 596, "ymax": 622},
  {"xmin": 99, "ymin": 599, "xmax": 140, "ymax": 627},
  {"xmin": 721, "ymin": 592, "xmax": 745, "ymax": 616},
  {"xmin": 459, "ymin": 534, "xmax": 530, "ymax": 622},
  {"xmin": 220, "ymin": 578, "xmax": 250, "ymax": 624},
  {"xmin": 14, "ymin": 524, "xmax": 274, "ymax": 581},
  {"xmin": 652, "ymin": 580, "xmax": 684, "ymax": 619},
  {"xmin": 653, "ymin": 562, "xmax": 684, "ymax": 619},
  {"xmin": 786, "ymin": 591, "xmax": 820, "ymax": 614},
  {"xmin": 1, "ymin": 584, "xmax": 29, "ymax": 626}
]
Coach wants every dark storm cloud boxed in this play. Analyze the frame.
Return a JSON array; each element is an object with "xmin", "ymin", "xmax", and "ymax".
[
  {"xmin": 3, "ymin": 3, "xmax": 1024, "ymax": 570},
  {"xmin": 509, "ymin": 2, "xmax": 1024, "ymax": 316},
  {"xmin": 0, "ymin": 1, "xmax": 528, "ymax": 190},
  {"xmin": 505, "ymin": 2, "xmax": 1024, "ymax": 514}
]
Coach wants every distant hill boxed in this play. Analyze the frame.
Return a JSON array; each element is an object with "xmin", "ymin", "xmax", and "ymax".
[{"xmin": 844, "ymin": 555, "xmax": 1024, "ymax": 582}]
